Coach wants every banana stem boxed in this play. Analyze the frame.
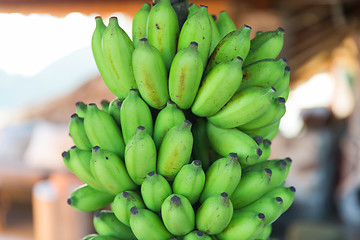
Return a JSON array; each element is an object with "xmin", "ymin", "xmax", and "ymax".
[{"xmin": 153, "ymin": 0, "xmax": 189, "ymax": 29}]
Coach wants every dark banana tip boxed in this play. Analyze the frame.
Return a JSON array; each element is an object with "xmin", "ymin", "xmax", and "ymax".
[
  {"xmin": 137, "ymin": 126, "xmax": 146, "ymax": 131},
  {"xmin": 256, "ymin": 148, "xmax": 263, "ymax": 156},
  {"xmin": 116, "ymin": 100, "xmax": 123, "ymax": 108},
  {"xmin": 244, "ymin": 24, "xmax": 252, "ymax": 29},
  {"xmin": 183, "ymin": 119, "xmax": 192, "ymax": 126},
  {"xmin": 280, "ymin": 159, "xmax": 287, "ymax": 167},
  {"xmin": 199, "ymin": 5, "xmax": 208, "ymax": 8},
  {"xmin": 211, "ymin": 14, "xmax": 217, "ymax": 21},
  {"xmin": 264, "ymin": 139, "xmax": 272, "ymax": 146},
  {"xmin": 190, "ymin": 41, "xmax": 199, "ymax": 47},
  {"xmin": 67, "ymin": 198, "xmax": 73, "ymax": 205},
  {"xmin": 255, "ymin": 136, "xmax": 264, "ymax": 145},
  {"xmin": 264, "ymin": 168, "xmax": 272, "ymax": 175},
  {"xmin": 258, "ymin": 213, "xmax": 265, "ymax": 220},
  {"xmin": 290, "ymin": 186, "xmax": 296, "ymax": 192},
  {"xmin": 70, "ymin": 113, "xmax": 78, "ymax": 119},
  {"xmin": 130, "ymin": 206, "xmax": 139, "ymax": 215},
  {"xmin": 94, "ymin": 211, "xmax": 101, "ymax": 218},
  {"xmin": 285, "ymin": 66, "xmax": 291, "ymax": 72},
  {"xmin": 271, "ymin": 86, "xmax": 277, "ymax": 93},
  {"xmin": 276, "ymin": 197, "xmax": 283, "ymax": 204},
  {"xmin": 282, "ymin": 58, "xmax": 288, "ymax": 64},
  {"xmin": 221, "ymin": 192, "xmax": 229, "ymax": 198},
  {"xmin": 139, "ymin": 38, "xmax": 148, "ymax": 42},
  {"xmin": 193, "ymin": 160, "xmax": 202, "ymax": 167},
  {"xmin": 71, "ymin": 145, "xmax": 77, "ymax": 149},
  {"xmin": 100, "ymin": 99, "xmax": 108, "ymax": 105},
  {"xmin": 278, "ymin": 97, "xmax": 286, "ymax": 103},
  {"xmin": 89, "ymin": 103, "xmax": 96, "ymax": 106},
  {"xmin": 285, "ymin": 157, "xmax": 292, "ymax": 164},
  {"xmin": 122, "ymin": 191, "xmax": 130, "ymax": 198},
  {"xmin": 75, "ymin": 101, "xmax": 84, "ymax": 107},
  {"xmin": 278, "ymin": 27, "xmax": 285, "ymax": 33},
  {"xmin": 61, "ymin": 151, "xmax": 68, "ymax": 158},
  {"xmin": 236, "ymin": 56, "xmax": 244, "ymax": 62},
  {"xmin": 167, "ymin": 100, "xmax": 176, "ymax": 105},
  {"xmin": 189, "ymin": 3, "xmax": 195, "ymax": 7},
  {"xmin": 147, "ymin": 171, "xmax": 155, "ymax": 177},
  {"xmin": 196, "ymin": 231, "xmax": 204, "ymax": 237},
  {"xmin": 228, "ymin": 152, "xmax": 238, "ymax": 159},
  {"xmin": 93, "ymin": 146, "xmax": 100, "ymax": 152},
  {"xmin": 171, "ymin": 195, "xmax": 181, "ymax": 205},
  {"xmin": 110, "ymin": 16, "xmax": 118, "ymax": 20},
  {"xmin": 95, "ymin": 16, "xmax": 102, "ymax": 19}
]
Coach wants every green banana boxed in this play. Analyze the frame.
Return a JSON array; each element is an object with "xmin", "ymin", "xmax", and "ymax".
[
  {"xmin": 205, "ymin": 24, "xmax": 251, "ymax": 75},
  {"xmin": 75, "ymin": 101, "xmax": 87, "ymax": 118},
  {"xmin": 178, "ymin": 5, "xmax": 212, "ymax": 67},
  {"xmin": 199, "ymin": 153, "xmax": 241, "ymax": 203},
  {"xmin": 67, "ymin": 184, "xmax": 114, "ymax": 212},
  {"xmin": 132, "ymin": 38, "xmax": 169, "ymax": 109},
  {"xmin": 208, "ymin": 9, "xmax": 221, "ymax": 55},
  {"xmin": 112, "ymin": 191, "xmax": 146, "ymax": 227},
  {"xmin": 216, "ymin": 211, "xmax": 266, "ymax": 240},
  {"xmin": 256, "ymin": 224, "xmax": 272, "ymax": 240},
  {"xmin": 108, "ymin": 97, "xmax": 123, "ymax": 127},
  {"xmin": 263, "ymin": 186, "xmax": 296, "ymax": 214},
  {"xmin": 206, "ymin": 122, "xmax": 262, "ymax": 166},
  {"xmin": 147, "ymin": 0, "xmax": 179, "ymax": 71},
  {"xmin": 216, "ymin": 11, "xmax": 237, "ymax": 40},
  {"xmin": 69, "ymin": 113, "xmax": 92, "ymax": 150},
  {"xmin": 120, "ymin": 89, "xmax": 153, "ymax": 144},
  {"xmin": 187, "ymin": 3, "xmax": 199, "ymax": 17},
  {"xmin": 100, "ymin": 99, "xmax": 110, "ymax": 111},
  {"xmin": 140, "ymin": 171, "xmax": 172, "ymax": 212},
  {"xmin": 90, "ymin": 146, "xmax": 137, "ymax": 195},
  {"xmin": 153, "ymin": 100, "xmax": 186, "ymax": 149},
  {"xmin": 168, "ymin": 42, "xmax": 204, "ymax": 110},
  {"xmin": 207, "ymin": 86, "xmax": 276, "ymax": 129},
  {"xmin": 230, "ymin": 167, "xmax": 272, "ymax": 209},
  {"xmin": 62, "ymin": 147, "xmax": 103, "ymax": 191},
  {"xmin": 237, "ymin": 97, "xmax": 286, "ymax": 131},
  {"xmin": 161, "ymin": 194, "xmax": 196, "ymax": 236},
  {"xmin": 129, "ymin": 206, "xmax": 173, "ymax": 240},
  {"xmin": 132, "ymin": 3, "xmax": 151, "ymax": 48},
  {"xmin": 240, "ymin": 58, "xmax": 287, "ymax": 90},
  {"xmin": 101, "ymin": 16, "xmax": 137, "ymax": 98},
  {"xmin": 84, "ymin": 103, "xmax": 125, "ymax": 158},
  {"xmin": 184, "ymin": 230, "xmax": 212, "ymax": 240},
  {"xmin": 191, "ymin": 56, "xmax": 244, "ymax": 117},
  {"xmin": 172, "ymin": 160, "xmax": 205, "ymax": 205},
  {"xmin": 258, "ymin": 139, "xmax": 272, "ymax": 162},
  {"xmin": 157, "ymin": 120, "xmax": 194, "ymax": 180},
  {"xmin": 242, "ymin": 120, "xmax": 280, "ymax": 141},
  {"xmin": 196, "ymin": 192, "xmax": 234, "ymax": 235},
  {"xmin": 243, "ymin": 27, "xmax": 285, "ymax": 66},
  {"xmin": 274, "ymin": 66, "xmax": 290, "ymax": 101},
  {"xmin": 125, "ymin": 126, "xmax": 157, "ymax": 185},
  {"xmin": 93, "ymin": 210, "xmax": 136, "ymax": 239}
]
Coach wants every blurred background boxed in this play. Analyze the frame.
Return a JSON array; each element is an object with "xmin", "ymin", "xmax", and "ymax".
[{"xmin": 0, "ymin": 0, "xmax": 359, "ymax": 239}]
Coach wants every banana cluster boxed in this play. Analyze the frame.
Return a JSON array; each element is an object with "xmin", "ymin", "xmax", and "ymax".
[{"xmin": 63, "ymin": 1, "xmax": 295, "ymax": 239}]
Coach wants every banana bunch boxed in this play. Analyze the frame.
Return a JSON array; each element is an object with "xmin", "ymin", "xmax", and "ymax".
[{"xmin": 63, "ymin": 1, "xmax": 296, "ymax": 239}]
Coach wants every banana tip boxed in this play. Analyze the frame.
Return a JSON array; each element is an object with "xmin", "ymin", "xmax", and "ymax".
[
  {"xmin": 256, "ymin": 148, "xmax": 263, "ymax": 156},
  {"xmin": 94, "ymin": 211, "xmax": 101, "ymax": 218},
  {"xmin": 170, "ymin": 195, "xmax": 181, "ymax": 205},
  {"xmin": 147, "ymin": 171, "xmax": 155, "ymax": 177},
  {"xmin": 221, "ymin": 192, "xmax": 229, "ymax": 198},
  {"xmin": 280, "ymin": 159, "xmax": 287, "ymax": 167},
  {"xmin": 130, "ymin": 206, "xmax": 139, "ymax": 215},
  {"xmin": 67, "ymin": 198, "xmax": 72, "ymax": 205},
  {"xmin": 93, "ymin": 146, "xmax": 100, "ymax": 152},
  {"xmin": 255, "ymin": 136, "xmax": 264, "ymax": 145},
  {"xmin": 61, "ymin": 151, "xmax": 68, "ymax": 158},
  {"xmin": 137, "ymin": 126, "xmax": 146, "ymax": 131},
  {"xmin": 193, "ymin": 160, "xmax": 202, "ymax": 167},
  {"xmin": 196, "ymin": 231, "xmax": 204, "ymax": 237},
  {"xmin": 290, "ymin": 186, "xmax": 296, "ymax": 192},
  {"xmin": 276, "ymin": 197, "xmax": 283, "ymax": 204},
  {"xmin": 122, "ymin": 191, "xmax": 130, "ymax": 198},
  {"xmin": 285, "ymin": 66, "xmax": 291, "ymax": 72},
  {"xmin": 228, "ymin": 152, "xmax": 238, "ymax": 159},
  {"xmin": 70, "ymin": 113, "xmax": 78, "ymax": 119},
  {"xmin": 278, "ymin": 27, "xmax": 285, "ymax": 33},
  {"xmin": 71, "ymin": 146, "xmax": 77, "ymax": 149},
  {"xmin": 258, "ymin": 213, "xmax": 265, "ymax": 220},
  {"xmin": 244, "ymin": 24, "xmax": 252, "ymax": 29},
  {"xmin": 264, "ymin": 168, "xmax": 272, "ymax": 175},
  {"xmin": 285, "ymin": 157, "xmax": 292, "ymax": 164},
  {"xmin": 264, "ymin": 139, "xmax": 272, "ymax": 146}
]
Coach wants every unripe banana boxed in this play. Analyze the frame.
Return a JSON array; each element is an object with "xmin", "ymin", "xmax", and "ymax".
[
  {"xmin": 240, "ymin": 58, "xmax": 287, "ymax": 90},
  {"xmin": 125, "ymin": 126, "xmax": 157, "ymax": 185},
  {"xmin": 75, "ymin": 101, "xmax": 87, "ymax": 118},
  {"xmin": 258, "ymin": 139, "xmax": 272, "ymax": 162},
  {"xmin": 111, "ymin": 191, "xmax": 146, "ymax": 226},
  {"xmin": 69, "ymin": 113, "xmax": 92, "ymax": 150},
  {"xmin": 208, "ymin": 10, "xmax": 221, "ymax": 55},
  {"xmin": 196, "ymin": 192, "xmax": 233, "ymax": 235},
  {"xmin": 274, "ymin": 66, "xmax": 290, "ymax": 101},
  {"xmin": 140, "ymin": 171, "xmax": 172, "ymax": 212},
  {"xmin": 172, "ymin": 160, "xmax": 205, "ymax": 205},
  {"xmin": 244, "ymin": 27, "xmax": 285, "ymax": 66},
  {"xmin": 216, "ymin": 11, "xmax": 237, "ymax": 40},
  {"xmin": 157, "ymin": 120, "xmax": 193, "ymax": 180},
  {"xmin": 205, "ymin": 24, "xmax": 251, "ymax": 75},
  {"xmin": 132, "ymin": 38, "xmax": 169, "ymax": 109},
  {"xmin": 67, "ymin": 184, "xmax": 115, "ymax": 212},
  {"xmin": 206, "ymin": 122, "xmax": 262, "ymax": 166},
  {"xmin": 120, "ymin": 89, "xmax": 153, "ymax": 144},
  {"xmin": 256, "ymin": 224, "xmax": 272, "ymax": 240},
  {"xmin": 178, "ymin": 5, "xmax": 212, "ymax": 67},
  {"xmin": 84, "ymin": 103, "xmax": 125, "ymax": 158},
  {"xmin": 168, "ymin": 42, "xmax": 204, "ymax": 110},
  {"xmin": 100, "ymin": 99, "xmax": 110, "ymax": 111},
  {"xmin": 191, "ymin": 56, "xmax": 244, "ymax": 117},
  {"xmin": 90, "ymin": 146, "xmax": 137, "ymax": 195},
  {"xmin": 102, "ymin": 16, "xmax": 137, "ymax": 98},
  {"xmin": 242, "ymin": 120, "xmax": 280, "ymax": 141},
  {"xmin": 132, "ymin": 3, "xmax": 151, "ymax": 48},
  {"xmin": 207, "ymin": 86, "xmax": 276, "ymax": 129},
  {"xmin": 161, "ymin": 194, "xmax": 196, "ymax": 236},
  {"xmin": 184, "ymin": 230, "xmax": 212, "ymax": 240},
  {"xmin": 108, "ymin": 97, "xmax": 123, "ymax": 127},
  {"xmin": 153, "ymin": 100, "xmax": 186, "ymax": 149},
  {"xmin": 230, "ymin": 167, "xmax": 272, "ymax": 209},
  {"xmin": 129, "ymin": 206, "xmax": 174, "ymax": 240},
  {"xmin": 237, "ymin": 97, "xmax": 286, "ymax": 131},
  {"xmin": 62, "ymin": 147, "xmax": 103, "ymax": 191},
  {"xmin": 187, "ymin": 3, "xmax": 199, "ymax": 17},
  {"xmin": 93, "ymin": 210, "xmax": 136, "ymax": 239},
  {"xmin": 199, "ymin": 153, "xmax": 241, "ymax": 203},
  {"xmin": 216, "ymin": 211, "xmax": 266, "ymax": 240},
  {"xmin": 263, "ymin": 186, "xmax": 296, "ymax": 214},
  {"xmin": 148, "ymin": 0, "xmax": 179, "ymax": 71}
]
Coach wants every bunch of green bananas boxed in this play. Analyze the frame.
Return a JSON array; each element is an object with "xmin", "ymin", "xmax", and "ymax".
[{"xmin": 63, "ymin": 1, "xmax": 295, "ymax": 239}]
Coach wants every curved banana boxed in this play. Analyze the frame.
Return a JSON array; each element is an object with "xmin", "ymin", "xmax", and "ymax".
[
  {"xmin": 125, "ymin": 126, "xmax": 157, "ymax": 185},
  {"xmin": 187, "ymin": 3, "xmax": 199, "ymax": 17},
  {"xmin": 132, "ymin": 3, "xmax": 151, "ymax": 48},
  {"xmin": 93, "ymin": 210, "xmax": 136, "ymax": 239},
  {"xmin": 216, "ymin": 211, "xmax": 266, "ymax": 240},
  {"xmin": 67, "ymin": 184, "xmax": 115, "ymax": 212},
  {"xmin": 191, "ymin": 56, "xmax": 244, "ymax": 117},
  {"xmin": 147, "ymin": 0, "xmax": 179, "ymax": 71},
  {"xmin": 184, "ymin": 230, "xmax": 212, "ymax": 240},
  {"xmin": 178, "ymin": 5, "xmax": 212, "ymax": 67},
  {"xmin": 172, "ymin": 160, "xmax": 205, "ymax": 205},
  {"xmin": 108, "ymin": 97, "xmax": 123, "ymax": 127},
  {"xmin": 216, "ymin": 11, "xmax": 237, "ymax": 40},
  {"xmin": 207, "ymin": 86, "xmax": 276, "ymax": 129},
  {"xmin": 129, "ymin": 206, "xmax": 174, "ymax": 240},
  {"xmin": 274, "ymin": 66, "xmax": 290, "ymax": 101},
  {"xmin": 205, "ymin": 24, "xmax": 251, "ymax": 75},
  {"xmin": 240, "ymin": 58, "xmax": 287, "ymax": 90},
  {"xmin": 132, "ymin": 38, "xmax": 169, "ymax": 109},
  {"xmin": 69, "ymin": 113, "xmax": 92, "ymax": 150},
  {"xmin": 196, "ymin": 192, "xmax": 233, "ymax": 235},
  {"xmin": 168, "ymin": 42, "xmax": 204, "ymax": 110},
  {"xmin": 120, "ymin": 89, "xmax": 153, "ymax": 144},
  {"xmin": 258, "ymin": 139, "xmax": 272, "ymax": 162},
  {"xmin": 84, "ymin": 103, "xmax": 125, "ymax": 158},
  {"xmin": 230, "ymin": 167, "xmax": 272, "ymax": 209},
  {"xmin": 199, "ymin": 153, "xmax": 241, "ymax": 203},
  {"xmin": 90, "ymin": 146, "xmax": 137, "ymax": 195},
  {"xmin": 208, "ymin": 9, "xmax": 221, "ymax": 55},
  {"xmin": 140, "ymin": 171, "xmax": 172, "ymax": 212},
  {"xmin": 161, "ymin": 194, "xmax": 195, "ymax": 236},
  {"xmin": 263, "ymin": 185, "xmax": 296, "ymax": 214},
  {"xmin": 157, "ymin": 120, "xmax": 194, "ymax": 180},
  {"xmin": 206, "ymin": 122, "xmax": 262, "ymax": 167},
  {"xmin": 100, "ymin": 99, "xmax": 110, "ymax": 111},
  {"xmin": 75, "ymin": 101, "xmax": 87, "ymax": 118},
  {"xmin": 256, "ymin": 224, "xmax": 272, "ymax": 240},
  {"xmin": 111, "ymin": 190, "xmax": 146, "ymax": 226},
  {"xmin": 243, "ymin": 27, "xmax": 285, "ymax": 66},
  {"xmin": 242, "ymin": 120, "xmax": 280, "ymax": 141},
  {"xmin": 102, "ymin": 16, "xmax": 137, "ymax": 98}
]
